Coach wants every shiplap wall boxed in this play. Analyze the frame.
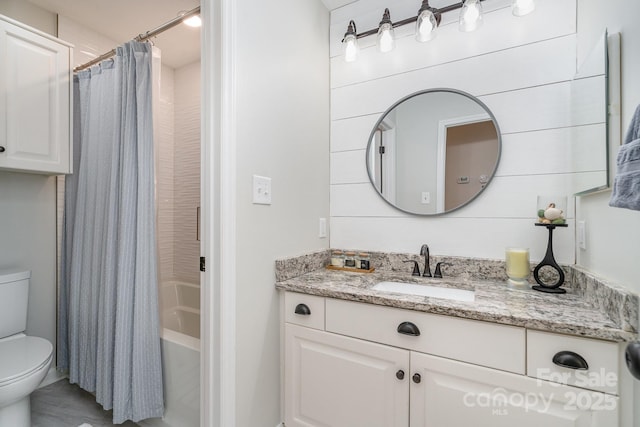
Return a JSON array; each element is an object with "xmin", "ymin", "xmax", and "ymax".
[{"xmin": 329, "ymin": 0, "xmax": 606, "ymax": 264}]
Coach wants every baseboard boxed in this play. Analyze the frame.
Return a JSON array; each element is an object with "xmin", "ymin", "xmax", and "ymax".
[{"xmin": 38, "ymin": 367, "xmax": 67, "ymax": 388}]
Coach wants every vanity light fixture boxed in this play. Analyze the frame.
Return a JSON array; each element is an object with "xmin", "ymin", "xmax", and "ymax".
[
  {"xmin": 342, "ymin": 0, "xmax": 536, "ymax": 62},
  {"xmin": 377, "ymin": 8, "xmax": 396, "ymax": 53}
]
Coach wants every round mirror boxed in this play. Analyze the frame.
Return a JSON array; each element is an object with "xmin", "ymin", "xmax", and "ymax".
[{"xmin": 366, "ymin": 88, "xmax": 501, "ymax": 215}]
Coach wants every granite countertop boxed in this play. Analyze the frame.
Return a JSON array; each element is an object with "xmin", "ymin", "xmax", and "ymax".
[{"xmin": 276, "ymin": 268, "xmax": 637, "ymax": 342}]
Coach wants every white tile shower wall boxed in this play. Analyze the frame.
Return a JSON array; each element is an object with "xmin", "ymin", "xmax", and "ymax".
[
  {"xmin": 157, "ymin": 64, "xmax": 176, "ymax": 283},
  {"xmin": 172, "ymin": 61, "xmax": 201, "ymax": 285},
  {"xmin": 329, "ymin": 0, "xmax": 590, "ymax": 264}
]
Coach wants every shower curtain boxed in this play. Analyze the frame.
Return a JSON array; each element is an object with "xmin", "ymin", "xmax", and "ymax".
[{"xmin": 58, "ymin": 41, "xmax": 164, "ymax": 423}]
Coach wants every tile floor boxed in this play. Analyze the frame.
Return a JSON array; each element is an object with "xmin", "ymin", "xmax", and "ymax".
[{"xmin": 31, "ymin": 379, "xmax": 138, "ymax": 427}]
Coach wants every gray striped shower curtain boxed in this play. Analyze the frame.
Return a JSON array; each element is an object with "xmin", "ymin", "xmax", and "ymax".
[{"xmin": 58, "ymin": 41, "xmax": 164, "ymax": 424}]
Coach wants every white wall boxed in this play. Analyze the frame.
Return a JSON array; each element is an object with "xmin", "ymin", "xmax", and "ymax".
[
  {"xmin": 329, "ymin": 0, "xmax": 608, "ymax": 264},
  {"xmin": 233, "ymin": 0, "xmax": 330, "ymax": 425},
  {"xmin": 0, "ymin": 0, "xmax": 56, "ymax": 35},
  {"xmin": 574, "ymin": 4, "xmax": 640, "ymax": 424},
  {"xmin": 0, "ymin": 173, "xmax": 57, "ymax": 343},
  {"xmin": 575, "ymin": 1, "xmax": 640, "ymax": 294},
  {"xmin": 0, "ymin": 0, "xmax": 58, "ymax": 360}
]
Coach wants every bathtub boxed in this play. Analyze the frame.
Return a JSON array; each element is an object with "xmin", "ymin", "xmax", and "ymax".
[
  {"xmin": 140, "ymin": 280, "xmax": 200, "ymax": 427},
  {"xmin": 161, "ymin": 280, "xmax": 200, "ymax": 340}
]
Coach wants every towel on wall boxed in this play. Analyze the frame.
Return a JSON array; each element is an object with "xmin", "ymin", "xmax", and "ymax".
[{"xmin": 609, "ymin": 104, "xmax": 640, "ymax": 211}]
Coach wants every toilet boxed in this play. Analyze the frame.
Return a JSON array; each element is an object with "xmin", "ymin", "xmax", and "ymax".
[{"xmin": 0, "ymin": 270, "xmax": 53, "ymax": 427}]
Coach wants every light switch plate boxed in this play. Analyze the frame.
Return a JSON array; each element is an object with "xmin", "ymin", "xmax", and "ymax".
[{"xmin": 252, "ymin": 175, "xmax": 272, "ymax": 205}]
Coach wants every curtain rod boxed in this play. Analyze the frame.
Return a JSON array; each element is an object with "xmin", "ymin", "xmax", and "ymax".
[{"xmin": 74, "ymin": 5, "xmax": 201, "ymax": 72}]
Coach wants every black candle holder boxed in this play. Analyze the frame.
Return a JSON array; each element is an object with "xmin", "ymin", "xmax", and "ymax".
[{"xmin": 532, "ymin": 223, "xmax": 568, "ymax": 294}]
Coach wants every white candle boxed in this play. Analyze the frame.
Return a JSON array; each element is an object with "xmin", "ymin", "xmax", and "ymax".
[{"xmin": 505, "ymin": 248, "xmax": 530, "ymax": 286}]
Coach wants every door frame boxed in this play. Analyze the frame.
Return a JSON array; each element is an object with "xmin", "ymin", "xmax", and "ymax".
[{"xmin": 201, "ymin": 0, "xmax": 237, "ymax": 426}]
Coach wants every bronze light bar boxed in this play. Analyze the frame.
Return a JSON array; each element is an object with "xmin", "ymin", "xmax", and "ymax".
[{"xmin": 350, "ymin": 0, "xmax": 485, "ymax": 40}]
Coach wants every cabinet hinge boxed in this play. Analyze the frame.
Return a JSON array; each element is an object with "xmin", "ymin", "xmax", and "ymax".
[
  {"xmin": 200, "ymin": 256, "xmax": 206, "ymax": 272},
  {"xmin": 379, "ymin": 146, "xmax": 386, "ymax": 154}
]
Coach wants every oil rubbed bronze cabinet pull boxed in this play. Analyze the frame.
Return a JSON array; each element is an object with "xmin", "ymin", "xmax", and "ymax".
[
  {"xmin": 552, "ymin": 351, "xmax": 588, "ymax": 370},
  {"xmin": 626, "ymin": 341, "xmax": 640, "ymax": 380},
  {"xmin": 397, "ymin": 321, "xmax": 420, "ymax": 336},
  {"xmin": 294, "ymin": 303, "xmax": 311, "ymax": 316}
]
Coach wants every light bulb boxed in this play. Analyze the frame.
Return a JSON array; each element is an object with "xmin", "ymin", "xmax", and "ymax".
[
  {"xmin": 377, "ymin": 23, "xmax": 395, "ymax": 53},
  {"xmin": 415, "ymin": 9, "xmax": 437, "ymax": 42},
  {"xmin": 342, "ymin": 20, "xmax": 359, "ymax": 63},
  {"xmin": 512, "ymin": 0, "xmax": 535, "ymax": 16},
  {"xmin": 343, "ymin": 34, "xmax": 358, "ymax": 62},
  {"xmin": 377, "ymin": 8, "xmax": 395, "ymax": 53},
  {"xmin": 459, "ymin": 0, "xmax": 483, "ymax": 32}
]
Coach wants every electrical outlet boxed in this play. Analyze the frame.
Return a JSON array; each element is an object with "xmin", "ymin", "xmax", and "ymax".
[
  {"xmin": 421, "ymin": 192, "xmax": 430, "ymax": 204},
  {"xmin": 578, "ymin": 221, "xmax": 586, "ymax": 250},
  {"xmin": 252, "ymin": 175, "xmax": 272, "ymax": 205},
  {"xmin": 319, "ymin": 218, "xmax": 327, "ymax": 238}
]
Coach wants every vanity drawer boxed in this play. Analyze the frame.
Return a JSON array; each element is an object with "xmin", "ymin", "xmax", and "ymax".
[
  {"xmin": 527, "ymin": 330, "xmax": 619, "ymax": 395},
  {"xmin": 284, "ymin": 292, "xmax": 325, "ymax": 330},
  {"xmin": 325, "ymin": 298, "xmax": 525, "ymax": 374}
]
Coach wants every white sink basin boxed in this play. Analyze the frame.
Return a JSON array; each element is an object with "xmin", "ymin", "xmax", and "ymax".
[{"xmin": 372, "ymin": 281, "xmax": 475, "ymax": 302}]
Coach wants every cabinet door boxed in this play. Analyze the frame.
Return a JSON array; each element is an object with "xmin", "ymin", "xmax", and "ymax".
[
  {"xmin": 0, "ymin": 19, "xmax": 71, "ymax": 174},
  {"xmin": 285, "ymin": 323, "xmax": 409, "ymax": 427},
  {"xmin": 410, "ymin": 352, "xmax": 618, "ymax": 427}
]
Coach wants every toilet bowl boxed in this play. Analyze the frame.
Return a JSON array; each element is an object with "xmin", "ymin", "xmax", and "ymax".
[
  {"xmin": 0, "ymin": 270, "xmax": 54, "ymax": 427},
  {"xmin": 0, "ymin": 334, "xmax": 53, "ymax": 425}
]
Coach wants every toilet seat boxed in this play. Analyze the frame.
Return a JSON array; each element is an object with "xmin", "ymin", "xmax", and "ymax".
[{"xmin": 0, "ymin": 336, "xmax": 53, "ymax": 387}]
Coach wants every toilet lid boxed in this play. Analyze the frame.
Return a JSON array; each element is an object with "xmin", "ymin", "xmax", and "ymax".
[{"xmin": 0, "ymin": 336, "xmax": 53, "ymax": 386}]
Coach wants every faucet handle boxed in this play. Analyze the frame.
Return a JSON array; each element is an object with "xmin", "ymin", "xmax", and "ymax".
[
  {"xmin": 403, "ymin": 260, "xmax": 421, "ymax": 277},
  {"xmin": 434, "ymin": 262, "xmax": 451, "ymax": 279}
]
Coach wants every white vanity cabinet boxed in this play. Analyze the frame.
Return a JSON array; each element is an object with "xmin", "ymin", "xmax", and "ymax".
[
  {"xmin": 0, "ymin": 15, "xmax": 72, "ymax": 174},
  {"xmin": 285, "ymin": 324, "xmax": 409, "ymax": 427},
  {"xmin": 283, "ymin": 292, "xmax": 621, "ymax": 427},
  {"xmin": 412, "ymin": 352, "xmax": 618, "ymax": 427}
]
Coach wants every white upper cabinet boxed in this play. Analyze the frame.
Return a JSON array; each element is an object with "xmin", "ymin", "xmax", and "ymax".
[{"xmin": 0, "ymin": 15, "xmax": 72, "ymax": 175}]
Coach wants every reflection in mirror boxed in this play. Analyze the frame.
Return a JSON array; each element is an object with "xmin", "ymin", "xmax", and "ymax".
[
  {"xmin": 367, "ymin": 89, "xmax": 501, "ymax": 215},
  {"xmin": 571, "ymin": 30, "xmax": 620, "ymax": 195}
]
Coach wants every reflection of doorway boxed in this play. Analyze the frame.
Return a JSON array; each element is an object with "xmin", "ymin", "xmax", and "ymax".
[
  {"xmin": 436, "ymin": 115, "xmax": 498, "ymax": 212},
  {"xmin": 370, "ymin": 117, "xmax": 396, "ymax": 204}
]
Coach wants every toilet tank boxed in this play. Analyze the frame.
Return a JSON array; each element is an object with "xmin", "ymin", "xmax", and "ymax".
[{"xmin": 0, "ymin": 269, "xmax": 30, "ymax": 338}]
